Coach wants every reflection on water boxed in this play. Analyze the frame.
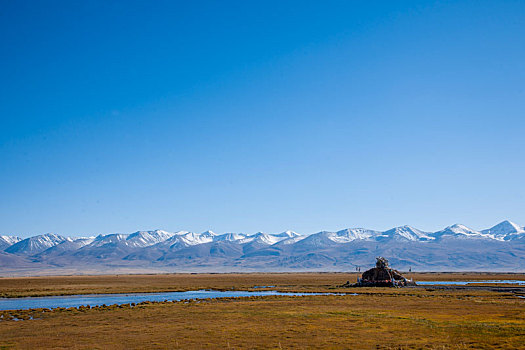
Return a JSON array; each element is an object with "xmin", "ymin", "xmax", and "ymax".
[
  {"xmin": 0, "ymin": 290, "xmax": 349, "ymax": 311},
  {"xmin": 417, "ymin": 280, "xmax": 525, "ymax": 286}
]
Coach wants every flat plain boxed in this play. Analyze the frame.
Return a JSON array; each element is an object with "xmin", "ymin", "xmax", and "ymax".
[{"xmin": 0, "ymin": 273, "xmax": 524, "ymax": 349}]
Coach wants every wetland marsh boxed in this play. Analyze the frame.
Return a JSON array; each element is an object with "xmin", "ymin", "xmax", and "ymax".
[{"xmin": 0, "ymin": 273, "xmax": 524, "ymax": 349}]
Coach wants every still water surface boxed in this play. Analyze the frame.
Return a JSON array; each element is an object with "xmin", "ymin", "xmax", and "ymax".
[{"xmin": 0, "ymin": 290, "xmax": 344, "ymax": 311}]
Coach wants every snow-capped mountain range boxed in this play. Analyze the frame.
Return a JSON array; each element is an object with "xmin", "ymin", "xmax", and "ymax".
[{"xmin": 1, "ymin": 220, "xmax": 524, "ymax": 275}]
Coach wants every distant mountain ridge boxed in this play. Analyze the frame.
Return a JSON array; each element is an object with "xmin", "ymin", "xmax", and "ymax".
[{"xmin": 1, "ymin": 221, "xmax": 524, "ymax": 275}]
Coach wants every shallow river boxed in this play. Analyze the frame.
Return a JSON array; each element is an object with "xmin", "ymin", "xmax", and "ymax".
[{"xmin": 0, "ymin": 290, "xmax": 344, "ymax": 311}]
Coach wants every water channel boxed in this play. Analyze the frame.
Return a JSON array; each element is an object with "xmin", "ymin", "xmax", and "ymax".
[{"xmin": 0, "ymin": 290, "xmax": 347, "ymax": 311}]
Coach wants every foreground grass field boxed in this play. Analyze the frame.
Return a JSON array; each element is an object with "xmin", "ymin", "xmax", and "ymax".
[{"xmin": 1, "ymin": 273, "xmax": 524, "ymax": 349}]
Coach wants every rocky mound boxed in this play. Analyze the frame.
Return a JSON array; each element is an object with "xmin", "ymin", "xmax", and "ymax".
[{"xmin": 357, "ymin": 257, "xmax": 416, "ymax": 287}]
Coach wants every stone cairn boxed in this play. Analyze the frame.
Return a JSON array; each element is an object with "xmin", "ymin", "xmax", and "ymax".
[{"xmin": 342, "ymin": 257, "xmax": 416, "ymax": 287}]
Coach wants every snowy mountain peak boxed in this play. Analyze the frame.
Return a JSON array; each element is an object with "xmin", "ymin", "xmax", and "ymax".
[
  {"xmin": 237, "ymin": 232, "xmax": 275, "ymax": 244},
  {"xmin": 275, "ymin": 230, "xmax": 301, "ymax": 238},
  {"xmin": 173, "ymin": 230, "xmax": 190, "ymax": 236},
  {"xmin": 481, "ymin": 220, "xmax": 525, "ymax": 240},
  {"xmin": 486, "ymin": 220, "xmax": 522, "ymax": 233},
  {"xmin": 382, "ymin": 226, "xmax": 434, "ymax": 241},
  {"xmin": 201, "ymin": 230, "xmax": 217, "ymax": 237},
  {"xmin": 0, "ymin": 235, "xmax": 22, "ymax": 250},
  {"xmin": 445, "ymin": 224, "xmax": 480, "ymax": 235},
  {"xmin": 273, "ymin": 233, "xmax": 307, "ymax": 245},
  {"xmin": 5, "ymin": 233, "xmax": 67, "ymax": 255},
  {"xmin": 126, "ymin": 230, "xmax": 176, "ymax": 248},
  {"xmin": 215, "ymin": 233, "xmax": 246, "ymax": 242},
  {"xmin": 335, "ymin": 228, "xmax": 378, "ymax": 241},
  {"xmin": 253, "ymin": 232, "xmax": 280, "ymax": 245},
  {"xmin": 431, "ymin": 224, "xmax": 492, "ymax": 240},
  {"xmin": 181, "ymin": 231, "xmax": 214, "ymax": 245},
  {"xmin": 0, "ymin": 235, "xmax": 22, "ymax": 245},
  {"xmin": 88, "ymin": 233, "xmax": 128, "ymax": 247},
  {"xmin": 247, "ymin": 231, "xmax": 301, "ymax": 244}
]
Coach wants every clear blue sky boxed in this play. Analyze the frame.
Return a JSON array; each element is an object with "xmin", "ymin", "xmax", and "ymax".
[{"xmin": 1, "ymin": 1, "xmax": 524, "ymax": 238}]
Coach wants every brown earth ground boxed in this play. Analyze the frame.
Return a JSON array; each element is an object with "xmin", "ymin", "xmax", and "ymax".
[{"xmin": 0, "ymin": 273, "xmax": 524, "ymax": 349}]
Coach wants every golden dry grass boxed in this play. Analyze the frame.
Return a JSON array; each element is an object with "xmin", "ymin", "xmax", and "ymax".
[{"xmin": 0, "ymin": 273, "xmax": 524, "ymax": 349}]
